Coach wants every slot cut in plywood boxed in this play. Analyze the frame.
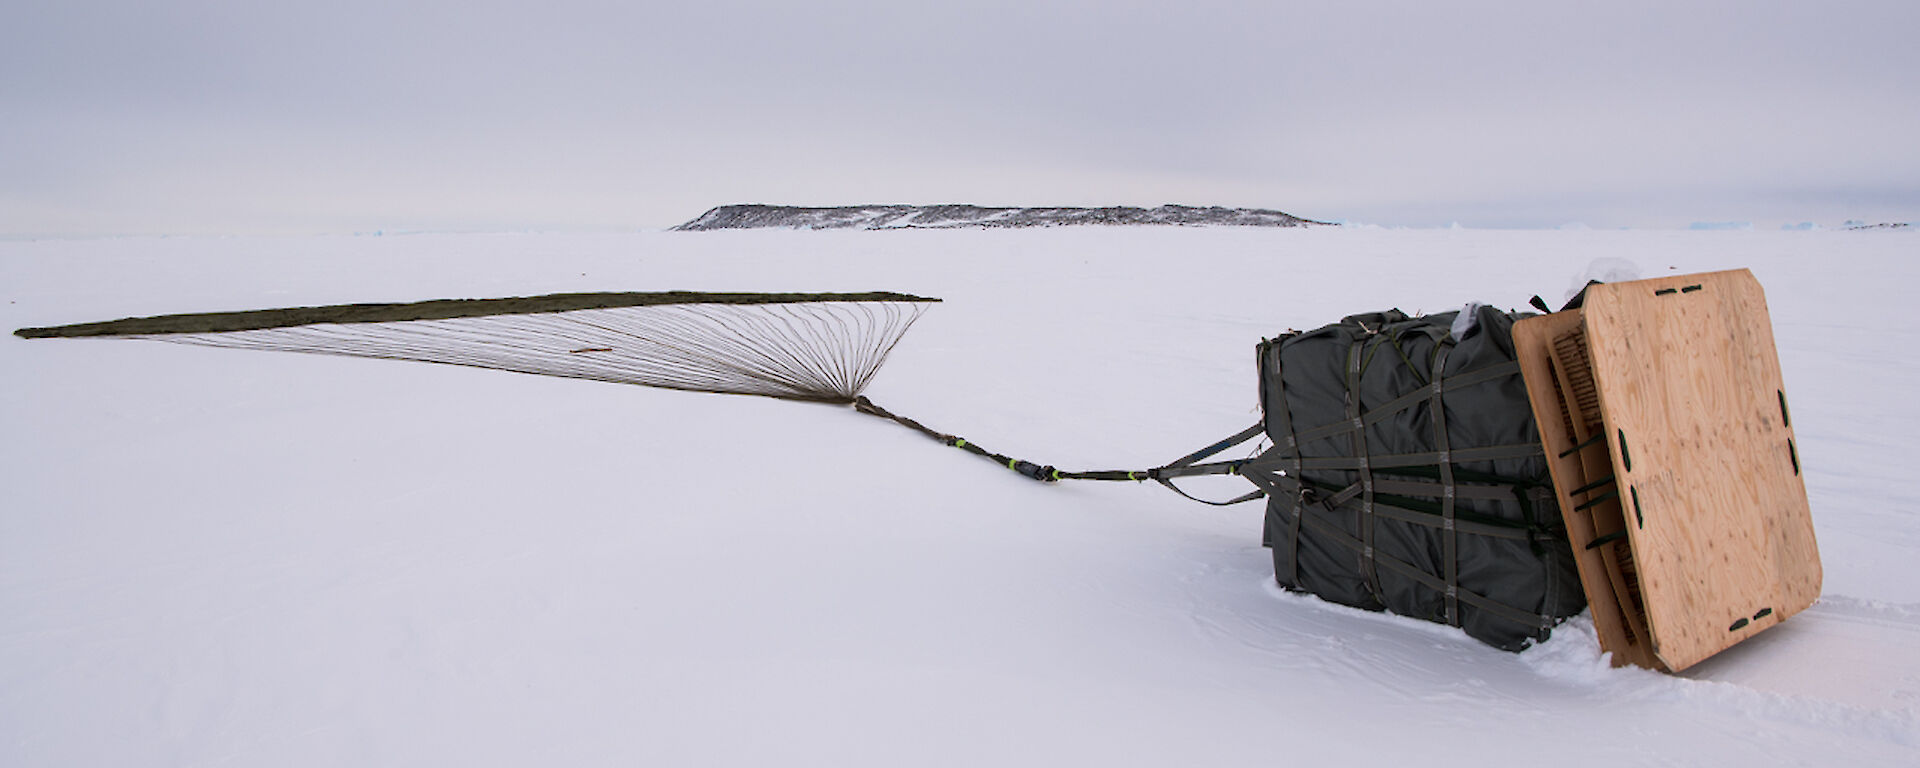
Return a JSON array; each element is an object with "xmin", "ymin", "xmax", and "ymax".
[{"xmin": 1513, "ymin": 269, "xmax": 1820, "ymax": 672}]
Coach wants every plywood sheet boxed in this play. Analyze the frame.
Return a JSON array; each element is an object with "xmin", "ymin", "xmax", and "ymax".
[
  {"xmin": 1581, "ymin": 269, "xmax": 1821, "ymax": 670},
  {"xmin": 1513, "ymin": 310, "xmax": 1664, "ymax": 670}
]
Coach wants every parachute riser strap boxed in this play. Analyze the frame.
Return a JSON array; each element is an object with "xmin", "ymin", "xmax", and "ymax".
[
  {"xmin": 855, "ymin": 396, "xmax": 1151, "ymax": 483},
  {"xmin": 1134, "ymin": 420, "xmax": 1268, "ymax": 504},
  {"xmin": 853, "ymin": 397, "xmax": 1265, "ymax": 499},
  {"xmin": 852, "ymin": 396, "xmax": 1059, "ymax": 481}
]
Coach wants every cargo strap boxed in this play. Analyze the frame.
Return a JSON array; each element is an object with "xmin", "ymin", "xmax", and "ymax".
[
  {"xmin": 1243, "ymin": 322, "xmax": 1557, "ymax": 635},
  {"xmin": 1262, "ymin": 331, "xmax": 1308, "ymax": 585},
  {"xmin": 852, "ymin": 391, "xmax": 1571, "ymax": 634},
  {"xmin": 1239, "ymin": 444, "xmax": 1544, "ymax": 474},
  {"xmin": 1430, "ymin": 344, "xmax": 1461, "ymax": 625},
  {"xmin": 852, "ymin": 397, "xmax": 1265, "ymax": 503},
  {"xmin": 1275, "ymin": 361, "xmax": 1520, "ymax": 448},
  {"xmin": 1145, "ymin": 422, "xmax": 1268, "ymax": 505},
  {"xmin": 1245, "ymin": 471, "xmax": 1555, "ymax": 633},
  {"xmin": 1274, "ymin": 475, "xmax": 1555, "ymax": 541},
  {"xmin": 1346, "ymin": 338, "xmax": 1384, "ymax": 604}
]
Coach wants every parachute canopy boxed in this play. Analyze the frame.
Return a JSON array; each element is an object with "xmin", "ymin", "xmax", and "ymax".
[{"xmin": 15, "ymin": 291, "xmax": 940, "ymax": 403}]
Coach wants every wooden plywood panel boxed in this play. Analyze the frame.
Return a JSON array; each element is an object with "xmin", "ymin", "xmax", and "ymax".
[
  {"xmin": 1581, "ymin": 269, "xmax": 1821, "ymax": 671},
  {"xmin": 1513, "ymin": 311, "xmax": 1664, "ymax": 670}
]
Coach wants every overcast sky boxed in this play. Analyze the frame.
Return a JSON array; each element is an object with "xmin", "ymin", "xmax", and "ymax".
[{"xmin": 4, "ymin": 1, "xmax": 1916, "ymax": 234}]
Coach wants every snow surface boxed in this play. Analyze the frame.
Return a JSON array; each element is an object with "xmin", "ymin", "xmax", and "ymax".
[{"xmin": 4, "ymin": 227, "xmax": 1917, "ymax": 765}]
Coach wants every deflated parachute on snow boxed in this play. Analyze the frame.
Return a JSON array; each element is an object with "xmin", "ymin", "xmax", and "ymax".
[{"xmin": 14, "ymin": 291, "xmax": 940, "ymax": 403}]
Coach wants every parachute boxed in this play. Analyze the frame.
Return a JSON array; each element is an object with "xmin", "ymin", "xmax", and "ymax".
[{"xmin": 15, "ymin": 292, "xmax": 937, "ymax": 403}]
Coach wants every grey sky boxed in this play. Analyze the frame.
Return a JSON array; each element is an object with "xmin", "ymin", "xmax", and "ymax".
[{"xmin": 4, "ymin": 1, "xmax": 1916, "ymax": 234}]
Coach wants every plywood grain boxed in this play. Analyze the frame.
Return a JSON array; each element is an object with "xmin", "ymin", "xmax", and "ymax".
[{"xmin": 1582, "ymin": 269, "xmax": 1822, "ymax": 670}]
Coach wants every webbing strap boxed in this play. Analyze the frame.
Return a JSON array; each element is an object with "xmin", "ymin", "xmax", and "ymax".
[
  {"xmin": 1304, "ymin": 473, "xmax": 1538, "ymax": 506},
  {"xmin": 853, "ymin": 396, "xmax": 1265, "ymax": 505},
  {"xmin": 1282, "ymin": 490, "xmax": 1554, "ymax": 632},
  {"xmin": 1247, "ymin": 471, "xmax": 1552, "ymax": 631},
  {"xmin": 1315, "ymin": 476, "xmax": 1537, "ymax": 506},
  {"xmin": 1281, "ymin": 361, "xmax": 1521, "ymax": 449},
  {"xmin": 1164, "ymin": 422, "xmax": 1266, "ymax": 469},
  {"xmin": 1346, "ymin": 338, "xmax": 1383, "ymax": 603},
  {"xmin": 1260, "ymin": 473, "xmax": 1538, "ymax": 541},
  {"xmin": 1157, "ymin": 482, "xmax": 1267, "ymax": 507},
  {"xmin": 1263, "ymin": 337, "xmax": 1308, "ymax": 585},
  {"xmin": 1242, "ymin": 323, "xmax": 1557, "ymax": 636},
  {"xmin": 1318, "ymin": 480, "xmax": 1366, "ymax": 509},
  {"xmin": 1430, "ymin": 343, "xmax": 1459, "ymax": 626},
  {"xmin": 1243, "ymin": 444, "xmax": 1545, "ymax": 474},
  {"xmin": 1557, "ymin": 431, "xmax": 1607, "ymax": 459},
  {"xmin": 1147, "ymin": 422, "xmax": 1268, "ymax": 505},
  {"xmin": 853, "ymin": 397, "xmax": 1063, "ymax": 481},
  {"xmin": 1153, "ymin": 459, "xmax": 1255, "ymax": 479},
  {"xmin": 1369, "ymin": 477, "xmax": 1530, "ymax": 502}
]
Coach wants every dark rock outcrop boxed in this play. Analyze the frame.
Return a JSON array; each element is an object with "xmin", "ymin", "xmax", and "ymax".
[{"xmin": 673, "ymin": 204, "xmax": 1326, "ymax": 231}]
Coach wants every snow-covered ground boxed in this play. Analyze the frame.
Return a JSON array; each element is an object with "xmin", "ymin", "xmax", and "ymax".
[{"xmin": 4, "ymin": 227, "xmax": 1916, "ymax": 765}]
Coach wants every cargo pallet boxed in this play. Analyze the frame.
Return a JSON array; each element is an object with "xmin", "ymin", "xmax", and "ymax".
[{"xmin": 1513, "ymin": 269, "xmax": 1822, "ymax": 671}]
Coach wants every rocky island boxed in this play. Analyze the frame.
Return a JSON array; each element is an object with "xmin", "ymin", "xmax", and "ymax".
[{"xmin": 672, "ymin": 204, "xmax": 1326, "ymax": 231}]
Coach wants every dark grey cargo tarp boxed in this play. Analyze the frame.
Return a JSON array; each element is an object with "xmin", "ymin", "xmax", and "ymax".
[{"xmin": 1248, "ymin": 306, "xmax": 1586, "ymax": 650}]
